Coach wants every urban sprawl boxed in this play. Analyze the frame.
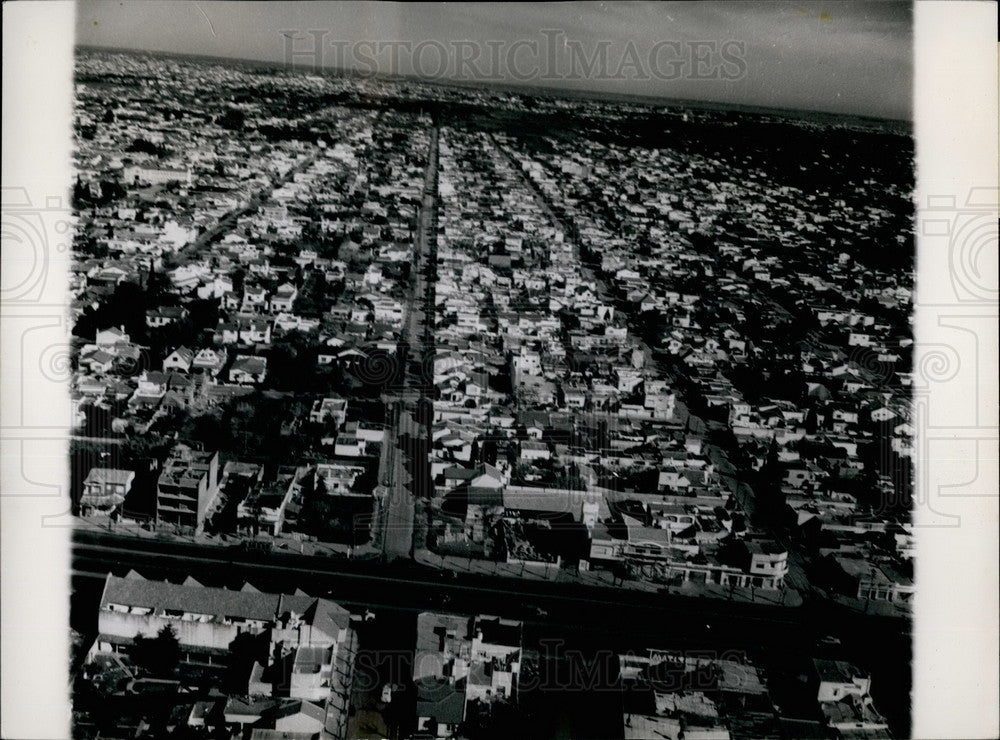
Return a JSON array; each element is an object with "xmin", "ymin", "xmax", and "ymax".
[{"xmin": 70, "ymin": 50, "xmax": 916, "ymax": 740}]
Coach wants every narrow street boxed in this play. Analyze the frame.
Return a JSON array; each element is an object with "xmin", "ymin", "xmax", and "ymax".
[{"xmin": 173, "ymin": 148, "xmax": 322, "ymax": 265}]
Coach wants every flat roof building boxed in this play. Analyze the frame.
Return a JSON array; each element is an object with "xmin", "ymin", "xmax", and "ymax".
[{"xmin": 156, "ymin": 446, "xmax": 220, "ymax": 531}]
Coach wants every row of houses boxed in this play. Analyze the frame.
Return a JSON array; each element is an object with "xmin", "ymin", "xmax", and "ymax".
[
  {"xmin": 495, "ymin": 125, "xmax": 915, "ymax": 607},
  {"xmin": 424, "ymin": 129, "xmax": 792, "ymax": 589},
  {"xmin": 87, "ymin": 571, "xmax": 357, "ymax": 740},
  {"xmin": 620, "ymin": 650, "xmax": 891, "ymax": 740}
]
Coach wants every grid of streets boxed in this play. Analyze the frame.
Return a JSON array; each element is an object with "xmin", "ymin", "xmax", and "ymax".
[{"xmin": 69, "ymin": 49, "xmax": 916, "ymax": 740}]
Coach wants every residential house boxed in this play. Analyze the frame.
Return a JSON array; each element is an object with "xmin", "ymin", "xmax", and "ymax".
[
  {"xmin": 238, "ymin": 468, "xmax": 300, "ymax": 536},
  {"xmin": 96, "ymin": 326, "xmax": 130, "ymax": 348},
  {"xmin": 827, "ymin": 556, "xmax": 914, "ymax": 604},
  {"xmin": 268, "ymin": 283, "xmax": 298, "ymax": 313},
  {"xmin": 192, "ymin": 347, "xmax": 228, "ymax": 376},
  {"xmin": 90, "ymin": 572, "xmax": 357, "ymax": 738},
  {"xmin": 242, "ymin": 286, "xmax": 269, "ymax": 312},
  {"xmin": 82, "ymin": 348, "xmax": 116, "ymax": 375},
  {"xmin": 163, "ymin": 346, "xmax": 195, "ymax": 373},
  {"xmin": 79, "ymin": 468, "xmax": 135, "ymax": 515},
  {"xmin": 238, "ymin": 318, "xmax": 273, "ymax": 345},
  {"xmin": 813, "ymin": 660, "xmax": 890, "ymax": 738},
  {"xmin": 229, "ymin": 355, "xmax": 268, "ymax": 385},
  {"xmin": 413, "ymin": 612, "xmax": 523, "ymax": 738},
  {"xmin": 146, "ymin": 306, "xmax": 189, "ymax": 328},
  {"xmin": 310, "ymin": 397, "xmax": 348, "ymax": 427}
]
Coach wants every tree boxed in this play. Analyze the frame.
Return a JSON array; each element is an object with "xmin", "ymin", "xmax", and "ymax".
[
  {"xmin": 217, "ymin": 108, "xmax": 246, "ymax": 131},
  {"xmin": 145, "ymin": 262, "xmax": 169, "ymax": 302},
  {"xmin": 479, "ymin": 435, "xmax": 498, "ymax": 466},
  {"xmin": 225, "ymin": 631, "xmax": 268, "ymax": 694},
  {"xmin": 72, "ymin": 176, "xmax": 92, "ymax": 209},
  {"xmin": 266, "ymin": 333, "xmax": 317, "ymax": 391},
  {"xmin": 127, "ymin": 137, "xmax": 168, "ymax": 157},
  {"xmin": 130, "ymin": 624, "xmax": 181, "ymax": 677},
  {"xmin": 72, "ymin": 281, "xmax": 150, "ymax": 342},
  {"xmin": 754, "ymin": 438, "xmax": 787, "ymax": 525}
]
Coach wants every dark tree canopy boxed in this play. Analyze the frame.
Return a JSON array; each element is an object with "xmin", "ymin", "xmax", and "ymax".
[{"xmin": 129, "ymin": 624, "xmax": 181, "ymax": 677}]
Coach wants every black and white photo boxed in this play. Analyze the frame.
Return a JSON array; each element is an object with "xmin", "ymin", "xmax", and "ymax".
[{"xmin": 1, "ymin": 2, "xmax": 997, "ymax": 739}]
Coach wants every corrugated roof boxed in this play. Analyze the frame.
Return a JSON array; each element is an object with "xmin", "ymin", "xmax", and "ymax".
[{"xmin": 100, "ymin": 574, "xmax": 351, "ymax": 633}]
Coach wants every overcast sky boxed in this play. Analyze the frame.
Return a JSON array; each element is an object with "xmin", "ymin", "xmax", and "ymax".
[{"xmin": 76, "ymin": 1, "xmax": 913, "ymax": 119}]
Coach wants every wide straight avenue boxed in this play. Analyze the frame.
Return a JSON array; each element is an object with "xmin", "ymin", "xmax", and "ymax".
[{"xmin": 73, "ymin": 528, "xmax": 909, "ymax": 647}]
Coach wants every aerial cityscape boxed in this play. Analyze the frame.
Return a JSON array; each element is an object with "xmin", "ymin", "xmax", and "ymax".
[{"xmin": 67, "ymin": 34, "xmax": 916, "ymax": 740}]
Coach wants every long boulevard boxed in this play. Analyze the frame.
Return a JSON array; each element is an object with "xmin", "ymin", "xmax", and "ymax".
[
  {"xmin": 375, "ymin": 123, "xmax": 439, "ymax": 560},
  {"xmin": 72, "ymin": 528, "xmax": 907, "ymax": 648}
]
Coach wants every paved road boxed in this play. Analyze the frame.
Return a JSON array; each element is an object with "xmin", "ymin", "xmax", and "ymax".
[
  {"xmin": 71, "ymin": 530, "xmax": 908, "ymax": 642},
  {"xmin": 377, "ymin": 125, "xmax": 439, "ymax": 560},
  {"xmin": 381, "ymin": 406, "xmax": 418, "ymax": 560}
]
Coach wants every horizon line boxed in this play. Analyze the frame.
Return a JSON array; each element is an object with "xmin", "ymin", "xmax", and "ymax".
[{"xmin": 75, "ymin": 43, "xmax": 913, "ymax": 128}]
